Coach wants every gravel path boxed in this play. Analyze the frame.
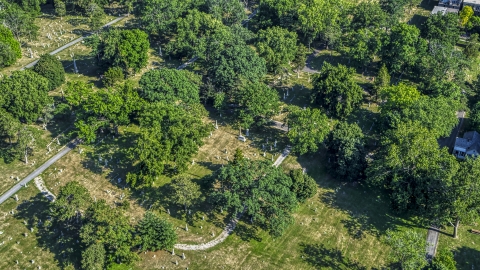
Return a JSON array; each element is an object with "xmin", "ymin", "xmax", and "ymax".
[
  {"xmin": 174, "ymin": 214, "xmax": 240, "ymax": 251},
  {"xmin": 34, "ymin": 177, "xmax": 56, "ymax": 202}
]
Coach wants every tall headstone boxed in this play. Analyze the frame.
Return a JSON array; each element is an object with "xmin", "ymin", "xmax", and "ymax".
[
  {"xmin": 246, "ymin": 129, "xmax": 249, "ymax": 136},
  {"xmin": 172, "ymin": 248, "xmax": 175, "ymax": 256}
]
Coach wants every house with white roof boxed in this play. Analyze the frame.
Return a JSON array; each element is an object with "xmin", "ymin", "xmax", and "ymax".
[{"xmin": 453, "ymin": 131, "xmax": 480, "ymax": 159}]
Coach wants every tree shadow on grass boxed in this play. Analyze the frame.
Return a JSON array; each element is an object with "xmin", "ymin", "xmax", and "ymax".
[
  {"xmin": 300, "ymin": 243, "xmax": 368, "ymax": 270},
  {"xmin": 15, "ymin": 194, "xmax": 79, "ymax": 268},
  {"xmin": 234, "ymin": 222, "xmax": 262, "ymax": 242},
  {"xmin": 296, "ymin": 152, "xmax": 413, "ymax": 240},
  {"xmin": 455, "ymin": 246, "xmax": 480, "ymax": 269}
]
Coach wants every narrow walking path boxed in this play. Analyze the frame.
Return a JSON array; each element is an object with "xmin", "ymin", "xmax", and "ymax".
[
  {"xmin": 20, "ymin": 16, "xmax": 126, "ymax": 70},
  {"xmin": 34, "ymin": 177, "xmax": 56, "ymax": 202},
  {"xmin": 174, "ymin": 214, "xmax": 239, "ymax": 251},
  {"xmin": 0, "ymin": 140, "xmax": 77, "ymax": 205}
]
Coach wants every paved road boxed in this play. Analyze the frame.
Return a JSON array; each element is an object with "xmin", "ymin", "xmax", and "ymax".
[
  {"xmin": 20, "ymin": 16, "xmax": 126, "ymax": 70},
  {"xmin": 0, "ymin": 141, "xmax": 77, "ymax": 205}
]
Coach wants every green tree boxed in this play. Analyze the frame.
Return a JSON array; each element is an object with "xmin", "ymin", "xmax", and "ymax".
[
  {"xmin": 86, "ymin": 3, "xmax": 106, "ymax": 31},
  {"xmin": 287, "ymin": 107, "xmax": 330, "ymax": 155},
  {"xmin": 0, "ymin": 41, "xmax": 18, "ymax": 67},
  {"xmin": 33, "ymin": 54, "xmax": 66, "ymax": 90},
  {"xmin": 234, "ymin": 82, "xmax": 279, "ymax": 128},
  {"xmin": 460, "ymin": 6, "xmax": 474, "ymax": 27},
  {"xmin": 344, "ymin": 28, "xmax": 383, "ymax": 69},
  {"xmin": 0, "ymin": 25, "xmax": 21, "ymax": 59},
  {"xmin": 54, "ymin": 0, "xmax": 67, "ymax": 17},
  {"xmin": 0, "ymin": 4, "xmax": 39, "ymax": 41},
  {"xmin": 206, "ymin": 0, "xmax": 246, "ymax": 26},
  {"xmin": 81, "ymin": 243, "xmax": 106, "ymax": 270},
  {"xmin": 127, "ymin": 103, "xmax": 211, "ymax": 187},
  {"xmin": 80, "ymin": 200, "xmax": 139, "ymax": 265},
  {"xmin": 380, "ymin": 83, "xmax": 420, "ymax": 112},
  {"xmin": 434, "ymin": 158, "xmax": 480, "ymax": 239},
  {"xmin": 211, "ymin": 159, "xmax": 298, "ymax": 237},
  {"xmin": 139, "ymin": 68, "xmax": 201, "ymax": 104},
  {"xmin": 232, "ymin": 148, "xmax": 244, "ymax": 165},
  {"xmin": 464, "ymin": 33, "xmax": 480, "ymax": 58},
  {"xmin": 12, "ymin": 0, "xmax": 46, "ymax": 13},
  {"xmin": 165, "ymin": 9, "xmax": 228, "ymax": 59},
  {"xmin": 256, "ymin": 26, "xmax": 298, "ymax": 72},
  {"xmin": 137, "ymin": 212, "xmax": 177, "ymax": 251},
  {"xmin": 402, "ymin": 96, "xmax": 459, "ymax": 138},
  {"xmin": 384, "ymin": 230, "xmax": 428, "ymax": 270},
  {"xmin": 381, "ymin": 23, "xmax": 427, "ymax": 74},
  {"xmin": 0, "ymin": 109, "xmax": 21, "ymax": 145},
  {"xmin": 50, "ymin": 181, "xmax": 92, "ymax": 225},
  {"xmin": 134, "ymin": 0, "xmax": 192, "ymax": 36},
  {"xmin": 289, "ymin": 169, "xmax": 317, "ymax": 203},
  {"xmin": 423, "ymin": 13, "xmax": 461, "ymax": 47},
  {"xmin": 351, "ymin": 1, "xmax": 387, "ymax": 30},
  {"xmin": 292, "ymin": 44, "xmax": 309, "ymax": 77},
  {"xmin": 367, "ymin": 121, "xmax": 459, "ymax": 212},
  {"xmin": 416, "ymin": 41, "xmax": 466, "ymax": 83},
  {"xmin": 89, "ymin": 29, "xmax": 150, "ymax": 74},
  {"xmin": 103, "ymin": 66, "xmax": 124, "ymax": 87},
  {"xmin": 207, "ymin": 44, "xmax": 267, "ymax": 92},
  {"xmin": 297, "ymin": 0, "xmax": 351, "ymax": 47},
  {"xmin": 14, "ymin": 126, "xmax": 38, "ymax": 164},
  {"xmin": 373, "ymin": 64, "xmax": 390, "ymax": 99},
  {"xmin": 327, "ymin": 122, "xmax": 366, "ymax": 182},
  {"xmin": 73, "ymin": 81, "xmax": 143, "ymax": 141},
  {"xmin": 430, "ymin": 248, "xmax": 457, "ymax": 270},
  {"xmin": 170, "ymin": 175, "xmax": 201, "ymax": 212},
  {"xmin": 0, "ymin": 70, "xmax": 52, "ymax": 123},
  {"xmin": 311, "ymin": 63, "xmax": 363, "ymax": 119},
  {"xmin": 65, "ymin": 81, "xmax": 94, "ymax": 108}
]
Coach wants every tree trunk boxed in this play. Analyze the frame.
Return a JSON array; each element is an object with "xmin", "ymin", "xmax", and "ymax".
[{"xmin": 453, "ymin": 218, "xmax": 460, "ymax": 239}]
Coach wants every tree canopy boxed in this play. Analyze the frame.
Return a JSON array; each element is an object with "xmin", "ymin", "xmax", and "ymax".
[
  {"xmin": 33, "ymin": 54, "xmax": 66, "ymax": 90},
  {"xmin": 0, "ymin": 70, "xmax": 52, "ymax": 123},
  {"xmin": 126, "ymin": 103, "xmax": 211, "ymax": 188},
  {"xmin": 327, "ymin": 122, "xmax": 366, "ymax": 181},
  {"xmin": 210, "ymin": 159, "xmax": 298, "ymax": 237},
  {"xmin": 139, "ymin": 68, "xmax": 201, "ymax": 104},
  {"xmin": 137, "ymin": 212, "xmax": 177, "ymax": 251},
  {"xmin": 87, "ymin": 28, "xmax": 150, "ymax": 74},
  {"xmin": 311, "ymin": 63, "xmax": 363, "ymax": 119},
  {"xmin": 287, "ymin": 107, "xmax": 330, "ymax": 155},
  {"xmin": 256, "ymin": 26, "xmax": 298, "ymax": 72}
]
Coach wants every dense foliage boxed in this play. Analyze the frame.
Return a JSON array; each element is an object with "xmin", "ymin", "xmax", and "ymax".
[
  {"xmin": 211, "ymin": 160, "xmax": 298, "ymax": 237},
  {"xmin": 33, "ymin": 54, "xmax": 66, "ymax": 90}
]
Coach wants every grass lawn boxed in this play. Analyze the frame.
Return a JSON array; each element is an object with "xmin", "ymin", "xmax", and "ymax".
[{"xmin": 1, "ymin": 3, "xmax": 480, "ymax": 267}]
